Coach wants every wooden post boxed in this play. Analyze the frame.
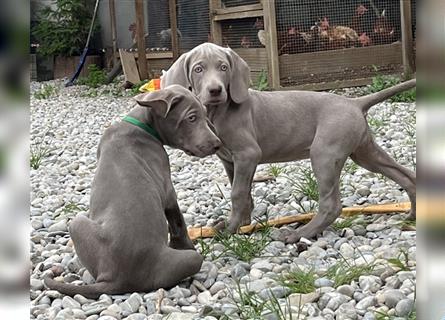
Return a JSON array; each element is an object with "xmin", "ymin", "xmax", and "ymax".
[
  {"xmin": 262, "ymin": 0, "xmax": 280, "ymax": 89},
  {"xmin": 400, "ymin": 0, "xmax": 414, "ymax": 79},
  {"xmin": 135, "ymin": 0, "xmax": 148, "ymax": 79},
  {"xmin": 209, "ymin": 0, "xmax": 222, "ymax": 45},
  {"xmin": 169, "ymin": 0, "xmax": 180, "ymax": 60},
  {"xmin": 109, "ymin": 0, "xmax": 118, "ymax": 66}
]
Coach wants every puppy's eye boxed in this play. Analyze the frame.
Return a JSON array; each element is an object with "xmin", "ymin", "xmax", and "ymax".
[
  {"xmin": 187, "ymin": 115, "xmax": 197, "ymax": 122},
  {"xmin": 194, "ymin": 66, "xmax": 203, "ymax": 73},
  {"xmin": 221, "ymin": 65, "xmax": 228, "ymax": 71}
]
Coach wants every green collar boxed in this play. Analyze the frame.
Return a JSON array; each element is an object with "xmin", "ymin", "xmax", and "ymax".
[{"xmin": 122, "ymin": 115, "xmax": 162, "ymax": 142}]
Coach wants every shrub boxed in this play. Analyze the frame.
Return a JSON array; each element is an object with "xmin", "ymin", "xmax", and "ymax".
[{"xmin": 32, "ymin": 0, "xmax": 100, "ymax": 57}]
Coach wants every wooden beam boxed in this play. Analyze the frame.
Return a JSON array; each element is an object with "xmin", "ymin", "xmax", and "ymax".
[
  {"xmin": 209, "ymin": 0, "xmax": 222, "ymax": 45},
  {"xmin": 135, "ymin": 0, "xmax": 148, "ymax": 79},
  {"xmin": 119, "ymin": 49, "xmax": 141, "ymax": 84},
  {"xmin": 169, "ymin": 0, "xmax": 180, "ymax": 60},
  {"xmin": 188, "ymin": 202, "xmax": 411, "ymax": 240},
  {"xmin": 213, "ymin": 9, "xmax": 264, "ymax": 21},
  {"xmin": 400, "ymin": 0, "xmax": 415, "ymax": 79},
  {"xmin": 262, "ymin": 0, "xmax": 280, "ymax": 89},
  {"xmin": 214, "ymin": 3, "xmax": 263, "ymax": 15},
  {"xmin": 109, "ymin": 0, "xmax": 118, "ymax": 66}
]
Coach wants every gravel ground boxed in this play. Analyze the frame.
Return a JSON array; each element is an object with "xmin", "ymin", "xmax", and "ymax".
[{"xmin": 30, "ymin": 80, "xmax": 416, "ymax": 320}]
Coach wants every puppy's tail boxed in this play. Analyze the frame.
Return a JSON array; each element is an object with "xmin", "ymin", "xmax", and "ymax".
[
  {"xmin": 355, "ymin": 78, "xmax": 416, "ymax": 113},
  {"xmin": 44, "ymin": 277, "xmax": 116, "ymax": 299}
]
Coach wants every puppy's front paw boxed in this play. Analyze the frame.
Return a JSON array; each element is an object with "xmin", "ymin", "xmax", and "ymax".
[{"xmin": 169, "ymin": 236, "xmax": 195, "ymax": 250}]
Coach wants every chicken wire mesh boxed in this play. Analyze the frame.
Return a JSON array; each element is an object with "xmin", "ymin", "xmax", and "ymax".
[
  {"xmin": 177, "ymin": 0, "xmax": 210, "ymax": 50},
  {"xmin": 275, "ymin": 0, "xmax": 412, "ymax": 87},
  {"xmin": 221, "ymin": 17, "xmax": 266, "ymax": 48}
]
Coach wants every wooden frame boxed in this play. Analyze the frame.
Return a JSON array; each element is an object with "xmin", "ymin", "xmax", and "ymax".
[
  {"xmin": 262, "ymin": 0, "xmax": 280, "ymax": 89},
  {"xmin": 169, "ymin": 0, "xmax": 180, "ymax": 60},
  {"xmin": 400, "ymin": 0, "xmax": 415, "ymax": 79},
  {"xmin": 135, "ymin": 0, "xmax": 148, "ymax": 79}
]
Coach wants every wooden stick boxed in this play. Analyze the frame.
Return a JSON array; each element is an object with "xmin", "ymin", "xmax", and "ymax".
[{"xmin": 188, "ymin": 202, "xmax": 411, "ymax": 240}]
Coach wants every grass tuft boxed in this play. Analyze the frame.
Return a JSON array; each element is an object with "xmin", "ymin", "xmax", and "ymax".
[
  {"xmin": 332, "ymin": 216, "xmax": 367, "ymax": 231},
  {"xmin": 278, "ymin": 267, "xmax": 317, "ymax": 294},
  {"xmin": 268, "ymin": 164, "xmax": 286, "ymax": 178},
  {"xmin": 77, "ymin": 64, "xmax": 107, "ymax": 88},
  {"xmin": 254, "ymin": 69, "xmax": 269, "ymax": 91},
  {"xmin": 30, "ymin": 142, "xmax": 51, "ymax": 169},
  {"xmin": 230, "ymin": 282, "xmax": 294, "ymax": 320},
  {"xmin": 33, "ymin": 83, "xmax": 59, "ymax": 99},
  {"xmin": 287, "ymin": 167, "xmax": 319, "ymax": 202},
  {"xmin": 214, "ymin": 223, "xmax": 272, "ymax": 262},
  {"xmin": 367, "ymin": 74, "xmax": 416, "ymax": 103},
  {"xmin": 325, "ymin": 258, "xmax": 375, "ymax": 288},
  {"xmin": 387, "ymin": 248, "xmax": 411, "ymax": 271}
]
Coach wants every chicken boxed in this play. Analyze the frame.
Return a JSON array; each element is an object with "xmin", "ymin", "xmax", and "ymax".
[
  {"xmin": 315, "ymin": 17, "xmax": 359, "ymax": 50},
  {"xmin": 371, "ymin": 10, "xmax": 396, "ymax": 45}
]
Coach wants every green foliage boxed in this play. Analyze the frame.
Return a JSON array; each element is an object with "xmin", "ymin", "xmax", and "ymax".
[
  {"xmin": 368, "ymin": 75, "xmax": 416, "ymax": 103},
  {"xmin": 63, "ymin": 201, "xmax": 87, "ymax": 214},
  {"xmin": 325, "ymin": 258, "xmax": 375, "ymax": 287},
  {"xmin": 30, "ymin": 142, "xmax": 51, "ymax": 169},
  {"xmin": 254, "ymin": 69, "xmax": 269, "ymax": 91},
  {"xmin": 287, "ymin": 167, "xmax": 319, "ymax": 202},
  {"xmin": 268, "ymin": 164, "xmax": 285, "ymax": 178},
  {"xmin": 32, "ymin": 0, "xmax": 99, "ymax": 56},
  {"xmin": 332, "ymin": 216, "xmax": 368, "ymax": 231},
  {"xmin": 33, "ymin": 83, "xmax": 59, "ymax": 99},
  {"xmin": 230, "ymin": 282, "xmax": 294, "ymax": 320},
  {"xmin": 77, "ymin": 64, "xmax": 107, "ymax": 88},
  {"xmin": 387, "ymin": 249, "xmax": 411, "ymax": 271},
  {"xmin": 214, "ymin": 225, "xmax": 272, "ymax": 262},
  {"xmin": 278, "ymin": 267, "xmax": 317, "ymax": 294},
  {"xmin": 129, "ymin": 80, "xmax": 149, "ymax": 96}
]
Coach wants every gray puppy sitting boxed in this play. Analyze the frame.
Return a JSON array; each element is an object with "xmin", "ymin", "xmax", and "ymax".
[{"xmin": 45, "ymin": 85, "xmax": 221, "ymax": 298}]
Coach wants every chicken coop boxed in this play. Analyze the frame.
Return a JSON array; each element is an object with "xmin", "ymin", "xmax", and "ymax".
[{"xmin": 103, "ymin": 0, "xmax": 415, "ymax": 90}]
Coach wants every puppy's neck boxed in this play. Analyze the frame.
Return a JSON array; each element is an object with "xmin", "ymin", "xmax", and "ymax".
[
  {"xmin": 206, "ymin": 100, "xmax": 230, "ymax": 123},
  {"xmin": 126, "ymin": 106, "xmax": 168, "ymax": 145}
]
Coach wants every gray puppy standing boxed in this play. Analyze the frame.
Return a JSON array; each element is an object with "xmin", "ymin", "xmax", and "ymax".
[
  {"xmin": 45, "ymin": 85, "xmax": 221, "ymax": 298},
  {"xmin": 161, "ymin": 42, "xmax": 416, "ymax": 243}
]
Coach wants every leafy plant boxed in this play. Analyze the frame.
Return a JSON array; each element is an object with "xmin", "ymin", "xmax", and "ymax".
[
  {"xmin": 129, "ymin": 80, "xmax": 150, "ymax": 96},
  {"xmin": 387, "ymin": 248, "xmax": 411, "ymax": 271},
  {"xmin": 254, "ymin": 69, "xmax": 269, "ymax": 91},
  {"xmin": 332, "ymin": 216, "xmax": 367, "ymax": 231},
  {"xmin": 33, "ymin": 83, "xmax": 59, "ymax": 99},
  {"xmin": 63, "ymin": 201, "xmax": 87, "ymax": 214},
  {"xmin": 77, "ymin": 64, "xmax": 107, "ymax": 88},
  {"xmin": 278, "ymin": 267, "xmax": 317, "ymax": 294},
  {"xmin": 230, "ymin": 282, "xmax": 294, "ymax": 320},
  {"xmin": 32, "ymin": 0, "xmax": 100, "ymax": 56},
  {"xmin": 30, "ymin": 142, "xmax": 51, "ymax": 169},
  {"xmin": 287, "ymin": 167, "xmax": 319, "ymax": 202},
  {"xmin": 368, "ymin": 75, "xmax": 416, "ymax": 103},
  {"xmin": 325, "ymin": 258, "xmax": 375, "ymax": 287},
  {"xmin": 213, "ymin": 223, "xmax": 271, "ymax": 262},
  {"xmin": 268, "ymin": 164, "xmax": 285, "ymax": 178}
]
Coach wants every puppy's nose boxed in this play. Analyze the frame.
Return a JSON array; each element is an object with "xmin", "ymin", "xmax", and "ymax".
[{"xmin": 209, "ymin": 86, "xmax": 222, "ymax": 97}]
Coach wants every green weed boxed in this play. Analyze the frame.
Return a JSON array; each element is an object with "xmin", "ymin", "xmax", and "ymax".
[
  {"xmin": 33, "ymin": 83, "xmax": 59, "ymax": 99},
  {"xmin": 278, "ymin": 267, "xmax": 317, "ymax": 294},
  {"xmin": 77, "ymin": 64, "xmax": 107, "ymax": 88},
  {"xmin": 368, "ymin": 75, "xmax": 416, "ymax": 103},
  {"xmin": 30, "ymin": 142, "xmax": 51, "ymax": 169},
  {"xmin": 268, "ymin": 164, "xmax": 285, "ymax": 178},
  {"xmin": 325, "ymin": 258, "xmax": 375, "ymax": 287},
  {"xmin": 254, "ymin": 69, "xmax": 269, "ymax": 91}
]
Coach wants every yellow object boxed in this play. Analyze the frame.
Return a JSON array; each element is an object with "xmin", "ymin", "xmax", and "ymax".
[{"xmin": 139, "ymin": 79, "xmax": 161, "ymax": 92}]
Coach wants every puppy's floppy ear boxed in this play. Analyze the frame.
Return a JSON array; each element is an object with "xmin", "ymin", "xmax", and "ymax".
[
  {"xmin": 226, "ymin": 47, "xmax": 251, "ymax": 104},
  {"xmin": 134, "ymin": 88, "xmax": 181, "ymax": 118},
  {"xmin": 160, "ymin": 52, "xmax": 191, "ymax": 90}
]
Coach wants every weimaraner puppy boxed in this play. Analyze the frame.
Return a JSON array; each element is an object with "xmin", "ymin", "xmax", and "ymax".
[
  {"xmin": 44, "ymin": 85, "xmax": 222, "ymax": 298},
  {"xmin": 161, "ymin": 42, "xmax": 416, "ymax": 243}
]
